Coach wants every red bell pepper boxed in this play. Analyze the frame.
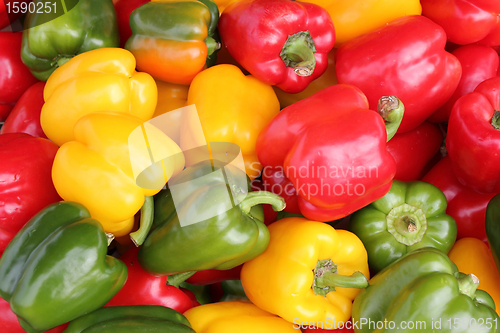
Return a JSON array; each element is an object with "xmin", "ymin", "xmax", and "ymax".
[
  {"xmin": 0, "ymin": 82, "xmax": 46, "ymax": 138},
  {"xmin": 256, "ymin": 84, "xmax": 404, "ymax": 222},
  {"xmin": 113, "ymin": 0, "xmax": 150, "ymax": 47},
  {"xmin": 218, "ymin": 0, "xmax": 335, "ymax": 93},
  {"xmin": 105, "ymin": 246, "xmax": 196, "ymax": 314},
  {"xmin": 0, "ymin": 32, "xmax": 39, "ymax": 121},
  {"xmin": 422, "ymin": 156, "xmax": 495, "ymax": 243},
  {"xmin": 0, "ymin": 133, "xmax": 61, "ymax": 254},
  {"xmin": 386, "ymin": 121, "xmax": 443, "ymax": 182},
  {"xmin": 335, "ymin": 15, "xmax": 461, "ymax": 133},
  {"xmin": 447, "ymin": 76, "xmax": 500, "ymax": 194},
  {"xmin": 421, "ymin": 0, "xmax": 500, "ymax": 46},
  {"xmin": 186, "ymin": 266, "xmax": 242, "ymax": 285},
  {"xmin": 0, "ymin": 1, "xmax": 30, "ymax": 30},
  {"xmin": 429, "ymin": 44, "xmax": 500, "ymax": 123}
]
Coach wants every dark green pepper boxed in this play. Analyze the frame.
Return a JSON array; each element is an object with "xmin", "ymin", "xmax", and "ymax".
[
  {"xmin": 21, "ymin": 0, "xmax": 119, "ymax": 81},
  {"xmin": 0, "ymin": 201, "xmax": 127, "ymax": 332},
  {"xmin": 486, "ymin": 193, "xmax": 500, "ymax": 275},
  {"xmin": 138, "ymin": 159, "xmax": 285, "ymax": 277},
  {"xmin": 352, "ymin": 247, "xmax": 499, "ymax": 333},
  {"xmin": 64, "ymin": 305, "xmax": 194, "ymax": 333},
  {"xmin": 349, "ymin": 180, "xmax": 457, "ymax": 272}
]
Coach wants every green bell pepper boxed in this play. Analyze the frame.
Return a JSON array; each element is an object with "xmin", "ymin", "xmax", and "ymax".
[
  {"xmin": 0, "ymin": 201, "xmax": 127, "ymax": 332},
  {"xmin": 21, "ymin": 0, "xmax": 119, "ymax": 81},
  {"xmin": 349, "ymin": 180, "xmax": 457, "ymax": 272},
  {"xmin": 486, "ymin": 193, "xmax": 500, "ymax": 275},
  {"xmin": 352, "ymin": 247, "xmax": 499, "ymax": 333},
  {"xmin": 64, "ymin": 305, "xmax": 194, "ymax": 333},
  {"xmin": 138, "ymin": 159, "xmax": 285, "ymax": 277}
]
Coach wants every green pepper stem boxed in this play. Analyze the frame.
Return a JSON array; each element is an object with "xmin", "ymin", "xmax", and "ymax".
[
  {"xmin": 280, "ymin": 31, "xmax": 317, "ymax": 77},
  {"xmin": 130, "ymin": 196, "xmax": 154, "ymax": 246},
  {"xmin": 313, "ymin": 259, "xmax": 368, "ymax": 297},
  {"xmin": 386, "ymin": 203, "xmax": 427, "ymax": 246},
  {"xmin": 205, "ymin": 36, "xmax": 221, "ymax": 58},
  {"xmin": 457, "ymin": 273, "xmax": 480, "ymax": 299},
  {"xmin": 378, "ymin": 96, "xmax": 405, "ymax": 141},
  {"xmin": 491, "ymin": 111, "xmax": 500, "ymax": 130},
  {"xmin": 238, "ymin": 191, "xmax": 286, "ymax": 215},
  {"xmin": 56, "ymin": 56, "xmax": 71, "ymax": 68},
  {"xmin": 167, "ymin": 271, "xmax": 196, "ymax": 288}
]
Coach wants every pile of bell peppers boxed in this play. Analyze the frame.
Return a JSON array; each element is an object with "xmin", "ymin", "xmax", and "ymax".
[{"xmin": 3, "ymin": 0, "xmax": 500, "ymax": 332}]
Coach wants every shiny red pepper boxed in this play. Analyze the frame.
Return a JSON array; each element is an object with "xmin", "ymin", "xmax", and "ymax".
[
  {"xmin": 186, "ymin": 266, "xmax": 242, "ymax": 285},
  {"xmin": 421, "ymin": 0, "xmax": 500, "ymax": 46},
  {"xmin": 429, "ymin": 44, "xmax": 500, "ymax": 123},
  {"xmin": 256, "ymin": 84, "xmax": 403, "ymax": 222},
  {"xmin": 113, "ymin": 0, "xmax": 150, "ymax": 47},
  {"xmin": 0, "ymin": 32, "xmax": 39, "ymax": 121},
  {"xmin": 0, "ymin": 82, "xmax": 46, "ymax": 138},
  {"xmin": 386, "ymin": 121, "xmax": 443, "ymax": 182},
  {"xmin": 0, "ymin": 1, "xmax": 30, "ymax": 30},
  {"xmin": 422, "ymin": 156, "xmax": 495, "ymax": 243},
  {"xmin": 335, "ymin": 15, "xmax": 461, "ymax": 133},
  {"xmin": 447, "ymin": 76, "xmax": 500, "ymax": 194},
  {"xmin": 0, "ymin": 133, "xmax": 61, "ymax": 254},
  {"xmin": 105, "ymin": 246, "xmax": 196, "ymax": 314},
  {"xmin": 218, "ymin": 0, "xmax": 335, "ymax": 93}
]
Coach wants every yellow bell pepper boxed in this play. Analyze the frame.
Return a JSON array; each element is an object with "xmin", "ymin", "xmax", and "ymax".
[
  {"xmin": 304, "ymin": 0, "xmax": 422, "ymax": 46},
  {"xmin": 448, "ymin": 237, "xmax": 500, "ymax": 314},
  {"xmin": 52, "ymin": 112, "xmax": 185, "ymax": 241},
  {"xmin": 240, "ymin": 217, "xmax": 370, "ymax": 329},
  {"xmin": 185, "ymin": 64, "xmax": 280, "ymax": 180},
  {"xmin": 183, "ymin": 301, "xmax": 298, "ymax": 332},
  {"xmin": 41, "ymin": 48, "xmax": 157, "ymax": 146}
]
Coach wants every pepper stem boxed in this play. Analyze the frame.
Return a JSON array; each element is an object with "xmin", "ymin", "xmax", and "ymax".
[
  {"xmin": 280, "ymin": 31, "xmax": 317, "ymax": 77},
  {"xmin": 313, "ymin": 259, "xmax": 368, "ymax": 297},
  {"xmin": 378, "ymin": 96, "xmax": 405, "ymax": 141},
  {"xmin": 205, "ymin": 36, "xmax": 221, "ymax": 58},
  {"xmin": 238, "ymin": 191, "xmax": 286, "ymax": 215},
  {"xmin": 56, "ymin": 56, "xmax": 71, "ymax": 68},
  {"xmin": 457, "ymin": 273, "xmax": 480, "ymax": 299},
  {"xmin": 491, "ymin": 111, "xmax": 500, "ymax": 130},
  {"xmin": 129, "ymin": 196, "xmax": 154, "ymax": 246},
  {"xmin": 386, "ymin": 203, "xmax": 427, "ymax": 246},
  {"xmin": 167, "ymin": 271, "xmax": 196, "ymax": 288}
]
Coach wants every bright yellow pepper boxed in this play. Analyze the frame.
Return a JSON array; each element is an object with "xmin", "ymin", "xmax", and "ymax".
[
  {"xmin": 52, "ymin": 112, "xmax": 185, "ymax": 240},
  {"xmin": 42, "ymin": 48, "xmax": 157, "ymax": 146},
  {"xmin": 183, "ymin": 301, "xmax": 298, "ymax": 332},
  {"xmin": 304, "ymin": 0, "xmax": 422, "ymax": 46},
  {"xmin": 241, "ymin": 217, "xmax": 370, "ymax": 329},
  {"xmin": 185, "ymin": 64, "xmax": 280, "ymax": 180}
]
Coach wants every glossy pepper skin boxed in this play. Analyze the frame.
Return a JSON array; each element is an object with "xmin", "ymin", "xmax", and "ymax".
[
  {"xmin": 0, "ymin": 82, "xmax": 46, "ymax": 138},
  {"xmin": 423, "ymin": 156, "xmax": 495, "ymax": 243},
  {"xmin": 218, "ymin": 0, "xmax": 335, "ymax": 93},
  {"xmin": 0, "ymin": 133, "xmax": 61, "ymax": 254},
  {"xmin": 186, "ymin": 266, "xmax": 242, "ymax": 285},
  {"xmin": 256, "ymin": 84, "xmax": 403, "ymax": 222},
  {"xmin": 421, "ymin": 0, "xmax": 500, "ymax": 46},
  {"xmin": 126, "ymin": 0, "xmax": 220, "ymax": 85},
  {"xmin": 385, "ymin": 121, "xmax": 443, "ymax": 181},
  {"xmin": 352, "ymin": 248, "xmax": 499, "ymax": 333},
  {"xmin": 486, "ymin": 194, "xmax": 500, "ymax": 278},
  {"xmin": 41, "ymin": 47, "xmax": 157, "ymax": 147},
  {"xmin": 184, "ymin": 301, "xmax": 297, "ymax": 332},
  {"xmin": 336, "ymin": 15, "xmax": 461, "ymax": 133},
  {"xmin": 0, "ymin": 32, "xmax": 39, "ymax": 121},
  {"xmin": 447, "ymin": 76, "xmax": 500, "ymax": 194},
  {"xmin": 185, "ymin": 64, "xmax": 280, "ymax": 180},
  {"xmin": 429, "ymin": 44, "xmax": 500, "ymax": 123},
  {"xmin": 302, "ymin": 0, "xmax": 421, "ymax": 46},
  {"xmin": 241, "ymin": 217, "xmax": 370, "ymax": 328},
  {"xmin": 64, "ymin": 305, "xmax": 194, "ymax": 333},
  {"xmin": 105, "ymin": 246, "xmax": 196, "ymax": 313},
  {"xmin": 21, "ymin": 0, "xmax": 119, "ymax": 81},
  {"xmin": 138, "ymin": 159, "xmax": 285, "ymax": 275},
  {"xmin": 0, "ymin": 1, "xmax": 30, "ymax": 30},
  {"xmin": 0, "ymin": 201, "xmax": 128, "ymax": 332},
  {"xmin": 113, "ymin": 0, "xmax": 149, "ymax": 47},
  {"xmin": 52, "ymin": 112, "xmax": 185, "ymax": 239},
  {"xmin": 349, "ymin": 180, "xmax": 457, "ymax": 273},
  {"xmin": 449, "ymin": 238, "xmax": 500, "ymax": 313}
]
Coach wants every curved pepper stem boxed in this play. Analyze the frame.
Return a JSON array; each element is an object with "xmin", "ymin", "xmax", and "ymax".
[
  {"xmin": 205, "ymin": 36, "xmax": 221, "ymax": 58},
  {"xmin": 129, "ymin": 196, "xmax": 154, "ymax": 247},
  {"xmin": 457, "ymin": 273, "xmax": 480, "ymax": 299},
  {"xmin": 313, "ymin": 259, "xmax": 369, "ymax": 297},
  {"xmin": 238, "ymin": 191, "xmax": 286, "ymax": 215},
  {"xmin": 491, "ymin": 111, "xmax": 500, "ymax": 130},
  {"xmin": 378, "ymin": 96, "xmax": 404, "ymax": 142},
  {"xmin": 166, "ymin": 271, "xmax": 196, "ymax": 288},
  {"xmin": 280, "ymin": 31, "xmax": 317, "ymax": 77},
  {"xmin": 386, "ymin": 203, "xmax": 427, "ymax": 246}
]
